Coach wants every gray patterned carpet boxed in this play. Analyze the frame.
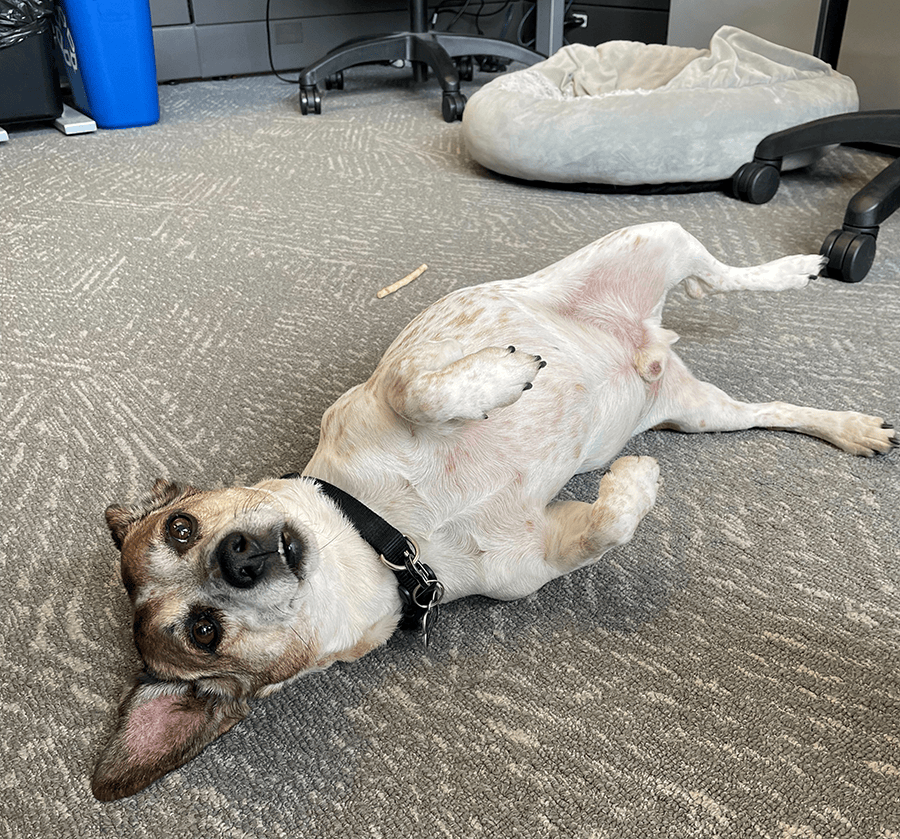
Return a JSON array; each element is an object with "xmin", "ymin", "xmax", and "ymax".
[{"xmin": 1, "ymin": 67, "xmax": 898, "ymax": 838}]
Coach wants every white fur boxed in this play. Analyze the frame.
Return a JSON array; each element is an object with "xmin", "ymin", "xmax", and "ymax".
[
  {"xmin": 94, "ymin": 222, "xmax": 897, "ymax": 801},
  {"xmin": 252, "ymin": 222, "xmax": 894, "ymax": 652}
]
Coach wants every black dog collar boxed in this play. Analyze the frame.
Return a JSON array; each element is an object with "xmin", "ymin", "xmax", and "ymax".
[{"xmin": 280, "ymin": 473, "xmax": 444, "ymax": 645}]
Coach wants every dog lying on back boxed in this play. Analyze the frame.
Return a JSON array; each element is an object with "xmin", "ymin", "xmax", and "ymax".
[{"xmin": 92, "ymin": 222, "xmax": 896, "ymax": 800}]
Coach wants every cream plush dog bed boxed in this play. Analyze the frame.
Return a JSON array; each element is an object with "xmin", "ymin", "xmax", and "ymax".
[{"xmin": 461, "ymin": 26, "xmax": 859, "ymax": 186}]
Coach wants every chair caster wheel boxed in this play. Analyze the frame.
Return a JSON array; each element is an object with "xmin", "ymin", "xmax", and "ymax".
[
  {"xmin": 454, "ymin": 56, "xmax": 474, "ymax": 82},
  {"xmin": 820, "ymin": 229, "xmax": 876, "ymax": 283},
  {"xmin": 442, "ymin": 91, "xmax": 466, "ymax": 122},
  {"xmin": 325, "ymin": 72, "xmax": 344, "ymax": 91},
  {"xmin": 300, "ymin": 86, "xmax": 322, "ymax": 115},
  {"xmin": 732, "ymin": 161, "xmax": 781, "ymax": 204}
]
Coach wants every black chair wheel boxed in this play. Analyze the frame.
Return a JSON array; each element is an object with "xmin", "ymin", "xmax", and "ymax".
[
  {"xmin": 441, "ymin": 90, "xmax": 466, "ymax": 122},
  {"xmin": 299, "ymin": 86, "xmax": 322, "ymax": 115},
  {"xmin": 454, "ymin": 56, "xmax": 474, "ymax": 82},
  {"xmin": 732, "ymin": 161, "xmax": 781, "ymax": 204},
  {"xmin": 820, "ymin": 229, "xmax": 876, "ymax": 283},
  {"xmin": 325, "ymin": 72, "xmax": 344, "ymax": 91}
]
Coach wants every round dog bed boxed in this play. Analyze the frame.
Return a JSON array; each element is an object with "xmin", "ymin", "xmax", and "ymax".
[{"xmin": 461, "ymin": 26, "xmax": 858, "ymax": 187}]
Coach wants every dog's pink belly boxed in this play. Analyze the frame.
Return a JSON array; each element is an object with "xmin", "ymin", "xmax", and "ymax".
[
  {"xmin": 308, "ymin": 350, "xmax": 650, "ymax": 531},
  {"xmin": 305, "ymin": 280, "xmax": 660, "ymax": 596}
]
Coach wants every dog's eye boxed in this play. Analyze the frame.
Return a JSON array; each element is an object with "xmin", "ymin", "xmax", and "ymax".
[
  {"xmin": 166, "ymin": 512, "xmax": 196, "ymax": 547},
  {"xmin": 189, "ymin": 616, "xmax": 220, "ymax": 650}
]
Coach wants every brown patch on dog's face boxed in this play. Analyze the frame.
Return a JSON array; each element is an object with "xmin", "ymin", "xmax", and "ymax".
[
  {"xmin": 95, "ymin": 478, "xmax": 328, "ymax": 800},
  {"xmin": 106, "ymin": 480, "xmax": 320, "ymax": 697}
]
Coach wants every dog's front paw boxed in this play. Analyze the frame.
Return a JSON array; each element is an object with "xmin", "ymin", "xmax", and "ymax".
[{"xmin": 455, "ymin": 345, "xmax": 546, "ymax": 420}]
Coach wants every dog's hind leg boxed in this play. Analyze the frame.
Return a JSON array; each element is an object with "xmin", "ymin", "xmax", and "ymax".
[
  {"xmin": 678, "ymin": 250, "xmax": 827, "ymax": 301},
  {"xmin": 642, "ymin": 355, "xmax": 898, "ymax": 456},
  {"xmin": 514, "ymin": 222, "xmax": 825, "ymax": 327},
  {"xmin": 542, "ymin": 456, "xmax": 660, "ymax": 576},
  {"xmin": 646, "ymin": 222, "xmax": 826, "ymax": 303},
  {"xmin": 481, "ymin": 456, "xmax": 659, "ymax": 600}
]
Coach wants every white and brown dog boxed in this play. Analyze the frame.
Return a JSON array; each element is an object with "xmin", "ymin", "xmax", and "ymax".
[{"xmin": 92, "ymin": 222, "xmax": 896, "ymax": 800}]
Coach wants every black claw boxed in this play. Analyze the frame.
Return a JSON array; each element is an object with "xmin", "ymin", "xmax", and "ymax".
[
  {"xmin": 538, "ymin": 360, "xmax": 547, "ymax": 369},
  {"xmin": 881, "ymin": 422, "xmax": 894, "ymax": 429},
  {"xmin": 507, "ymin": 346, "xmax": 516, "ymax": 353},
  {"xmin": 482, "ymin": 413, "xmax": 489, "ymax": 420},
  {"xmin": 523, "ymin": 382, "xmax": 533, "ymax": 391}
]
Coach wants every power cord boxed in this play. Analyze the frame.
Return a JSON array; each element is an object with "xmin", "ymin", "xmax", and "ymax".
[
  {"xmin": 266, "ymin": 0, "xmax": 301, "ymax": 83},
  {"xmin": 432, "ymin": 0, "xmax": 521, "ymax": 72},
  {"xmin": 518, "ymin": 0, "xmax": 575, "ymax": 49}
]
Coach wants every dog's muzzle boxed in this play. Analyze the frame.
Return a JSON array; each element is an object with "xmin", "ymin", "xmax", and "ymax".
[{"xmin": 215, "ymin": 528, "xmax": 303, "ymax": 588}]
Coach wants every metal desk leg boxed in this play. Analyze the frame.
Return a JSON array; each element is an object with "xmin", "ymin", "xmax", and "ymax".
[{"xmin": 534, "ymin": 0, "xmax": 564, "ymax": 57}]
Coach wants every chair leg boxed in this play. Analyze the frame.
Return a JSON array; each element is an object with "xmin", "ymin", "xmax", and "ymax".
[
  {"xmin": 407, "ymin": 35, "xmax": 469, "ymax": 121},
  {"xmin": 820, "ymin": 155, "xmax": 900, "ymax": 282},
  {"xmin": 299, "ymin": 33, "xmax": 412, "ymax": 89},
  {"xmin": 431, "ymin": 32, "xmax": 545, "ymax": 67},
  {"xmin": 408, "ymin": 36, "xmax": 462, "ymax": 94},
  {"xmin": 297, "ymin": 25, "xmax": 543, "ymax": 122},
  {"xmin": 731, "ymin": 110, "xmax": 900, "ymax": 282}
]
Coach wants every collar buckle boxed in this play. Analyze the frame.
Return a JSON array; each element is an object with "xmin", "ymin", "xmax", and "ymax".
[{"xmin": 381, "ymin": 537, "xmax": 445, "ymax": 647}]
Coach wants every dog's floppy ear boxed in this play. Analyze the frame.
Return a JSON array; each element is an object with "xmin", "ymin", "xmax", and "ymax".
[
  {"xmin": 91, "ymin": 673, "xmax": 250, "ymax": 801},
  {"xmin": 106, "ymin": 479, "xmax": 199, "ymax": 550}
]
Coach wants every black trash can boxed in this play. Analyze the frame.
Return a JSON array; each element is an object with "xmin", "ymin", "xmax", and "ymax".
[{"xmin": 0, "ymin": 0, "xmax": 62, "ymax": 124}]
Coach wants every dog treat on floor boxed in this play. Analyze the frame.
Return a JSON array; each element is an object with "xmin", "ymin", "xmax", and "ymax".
[
  {"xmin": 91, "ymin": 222, "xmax": 897, "ymax": 801},
  {"xmin": 377, "ymin": 263, "xmax": 428, "ymax": 298}
]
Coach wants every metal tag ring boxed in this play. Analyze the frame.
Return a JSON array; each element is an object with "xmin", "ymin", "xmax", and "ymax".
[{"xmin": 412, "ymin": 579, "xmax": 445, "ymax": 610}]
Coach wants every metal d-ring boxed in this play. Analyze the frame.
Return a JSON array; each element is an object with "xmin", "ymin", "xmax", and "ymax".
[{"xmin": 379, "ymin": 536, "xmax": 419, "ymax": 572}]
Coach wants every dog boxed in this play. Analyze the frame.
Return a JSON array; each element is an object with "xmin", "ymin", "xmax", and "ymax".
[{"xmin": 92, "ymin": 222, "xmax": 896, "ymax": 800}]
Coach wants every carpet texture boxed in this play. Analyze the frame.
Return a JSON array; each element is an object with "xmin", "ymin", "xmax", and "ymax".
[{"xmin": 1, "ymin": 68, "xmax": 898, "ymax": 838}]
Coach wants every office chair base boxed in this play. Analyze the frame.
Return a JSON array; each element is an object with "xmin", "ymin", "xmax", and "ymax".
[
  {"xmin": 820, "ymin": 227, "xmax": 877, "ymax": 283},
  {"xmin": 298, "ymin": 30, "xmax": 542, "ymax": 122},
  {"xmin": 732, "ymin": 161, "xmax": 781, "ymax": 204},
  {"xmin": 442, "ymin": 90, "xmax": 467, "ymax": 122},
  {"xmin": 731, "ymin": 110, "xmax": 900, "ymax": 281},
  {"xmin": 299, "ymin": 86, "xmax": 322, "ymax": 115}
]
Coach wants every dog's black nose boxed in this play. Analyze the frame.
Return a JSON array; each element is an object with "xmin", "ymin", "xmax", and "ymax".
[{"xmin": 215, "ymin": 531, "xmax": 276, "ymax": 589}]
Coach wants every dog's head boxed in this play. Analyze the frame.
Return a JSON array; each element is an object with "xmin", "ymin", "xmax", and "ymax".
[{"xmin": 92, "ymin": 477, "xmax": 389, "ymax": 801}]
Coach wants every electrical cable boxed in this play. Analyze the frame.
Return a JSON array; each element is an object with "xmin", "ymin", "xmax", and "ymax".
[
  {"xmin": 266, "ymin": 0, "xmax": 301, "ymax": 83},
  {"xmin": 446, "ymin": 0, "xmax": 473, "ymax": 31},
  {"xmin": 432, "ymin": 0, "xmax": 516, "ymax": 31},
  {"xmin": 517, "ymin": 2, "xmax": 535, "ymax": 48}
]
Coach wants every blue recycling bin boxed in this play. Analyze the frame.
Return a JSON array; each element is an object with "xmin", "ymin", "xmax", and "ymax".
[{"xmin": 55, "ymin": 0, "xmax": 158, "ymax": 129}]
